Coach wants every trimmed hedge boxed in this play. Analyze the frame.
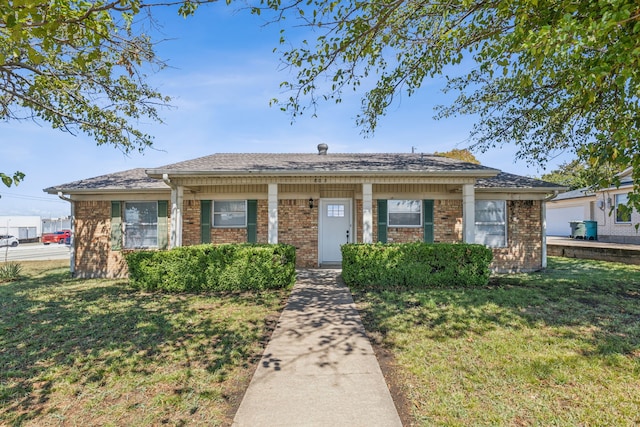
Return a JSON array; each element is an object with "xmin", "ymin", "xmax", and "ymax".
[
  {"xmin": 125, "ymin": 244, "xmax": 296, "ymax": 292},
  {"xmin": 341, "ymin": 243, "xmax": 493, "ymax": 289}
]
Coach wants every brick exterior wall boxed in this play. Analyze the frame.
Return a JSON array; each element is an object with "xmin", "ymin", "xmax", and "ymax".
[
  {"xmin": 278, "ymin": 199, "xmax": 318, "ymax": 267},
  {"xmin": 492, "ymin": 200, "xmax": 543, "ymax": 273},
  {"xmin": 368, "ymin": 198, "xmax": 541, "ymax": 272},
  {"xmin": 370, "ymin": 199, "xmax": 463, "ymax": 244},
  {"xmin": 72, "ymin": 196, "xmax": 544, "ymax": 278},
  {"xmin": 386, "ymin": 227, "xmax": 423, "ymax": 242},
  {"xmin": 434, "ymin": 200, "xmax": 463, "ymax": 243},
  {"xmin": 183, "ymin": 199, "xmax": 201, "ymax": 246},
  {"xmin": 179, "ymin": 199, "xmax": 310, "ymax": 265},
  {"xmin": 257, "ymin": 200, "xmax": 269, "ymax": 243},
  {"xmin": 74, "ymin": 200, "xmax": 128, "ymax": 278},
  {"xmin": 183, "ymin": 199, "xmax": 269, "ymax": 246}
]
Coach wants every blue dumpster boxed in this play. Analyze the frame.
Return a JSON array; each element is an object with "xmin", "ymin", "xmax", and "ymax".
[{"xmin": 583, "ymin": 220, "xmax": 598, "ymax": 240}]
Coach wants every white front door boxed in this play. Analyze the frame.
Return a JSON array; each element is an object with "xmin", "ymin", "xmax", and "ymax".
[{"xmin": 319, "ymin": 199, "xmax": 352, "ymax": 264}]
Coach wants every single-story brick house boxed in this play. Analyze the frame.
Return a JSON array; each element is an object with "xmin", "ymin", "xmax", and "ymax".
[{"xmin": 45, "ymin": 146, "xmax": 564, "ymax": 278}]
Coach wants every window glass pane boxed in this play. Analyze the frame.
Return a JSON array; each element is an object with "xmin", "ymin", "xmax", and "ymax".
[
  {"xmin": 389, "ymin": 213, "xmax": 422, "ymax": 226},
  {"xmin": 388, "ymin": 200, "xmax": 422, "ymax": 227},
  {"xmin": 475, "ymin": 200, "xmax": 507, "ymax": 248},
  {"xmin": 327, "ymin": 204, "xmax": 345, "ymax": 217},
  {"xmin": 124, "ymin": 202, "xmax": 158, "ymax": 249},
  {"xmin": 475, "ymin": 200, "xmax": 506, "ymax": 223},
  {"xmin": 475, "ymin": 224, "xmax": 506, "ymax": 247},
  {"xmin": 214, "ymin": 212, "xmax": 247, "ymax": 227},
  {"xmin": 388, "ymin": 200, "xmax": 421, "ymax": 213},
  {"xmin": 615, "ymin": 193, "xmax": 631, "ymax": 223},
  {"xmin": 213, "ymin": 201, "xmax": 247, "ymax": 227},
  {"xmin": 216, "ymin": 201, "xmax": 246, "ymax": 213}
]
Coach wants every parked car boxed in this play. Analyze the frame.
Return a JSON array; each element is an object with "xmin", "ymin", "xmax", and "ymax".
[
  {"xmin": 0, "ymin": 235, "xmax": 19, "ymax": 247},
  {"xmin": 42, "ymin": 230, "xmax": 71, "ymax": 245}
]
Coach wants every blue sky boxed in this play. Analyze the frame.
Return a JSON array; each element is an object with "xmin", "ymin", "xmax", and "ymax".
[{"xmin": 0, "ymin": 3, "xmax": 570, "ymax": 218}]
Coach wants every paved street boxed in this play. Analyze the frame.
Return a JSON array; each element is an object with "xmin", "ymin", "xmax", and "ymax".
[{"xmin": 0, "ymin": 242, "xmax": 71, "ymax": 262}]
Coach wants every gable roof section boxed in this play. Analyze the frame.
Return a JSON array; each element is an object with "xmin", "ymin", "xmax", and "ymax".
[
  {"xmin": 477, "ymin": 172, "xmax": 566, "ymax": 192},
  {"xmin": 44, "ymin": 168, "xmax": 169, "ymax": 194},
  {"xmin": 145, "ymin": 153, "xmax": 500, "ymax": 177}
]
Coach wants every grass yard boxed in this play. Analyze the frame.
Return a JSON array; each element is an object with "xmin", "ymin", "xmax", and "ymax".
[
  {"xmin": 354, "ymin": 257, "xmax": 640, "ymax": 426},
  {"xmin": 0, "ymin": 260, "xmax": 289, "ymax": 426}
]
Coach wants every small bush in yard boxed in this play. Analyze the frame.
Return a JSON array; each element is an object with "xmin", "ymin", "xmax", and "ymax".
[
  {"xmin": 0, "ymin": 262, "xmax": 22, "ymax": 282},
  {"xmin": 341, "ymin": 242, "xmax": 492, "ymax": 289},
  {"xmin": 125, "ymin": 244, "xmax": 296, "ymax": 292}
]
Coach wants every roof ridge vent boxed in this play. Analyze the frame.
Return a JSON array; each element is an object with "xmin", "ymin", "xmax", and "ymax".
[{"xmin": 317, "ymin": 143, "xmax": 328, "ymax": 155}]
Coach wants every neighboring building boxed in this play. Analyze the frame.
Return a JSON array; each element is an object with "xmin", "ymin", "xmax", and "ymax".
[
  {"xmin": 44, "ymin": 147, "xmax": 564, "ymax": 278},
  {"xmin": 547, "ymin": 168, "xmax": 640, "ymax": 243},
  {"xmin": 42, "ymin": 217, "xmax": 72, "ymax": 234},
  {"xmin": 545, "ymin": 188, "xmax": 596, "ymax": 236},
  {"xmin": 0, "ymin": 216, "xmax": 41, "ymax": 242}
]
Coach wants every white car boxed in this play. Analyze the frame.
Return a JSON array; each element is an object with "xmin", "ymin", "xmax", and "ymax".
[{"xmin": 0, "ymin": 235, "xmax": 19, "ymax": 247}]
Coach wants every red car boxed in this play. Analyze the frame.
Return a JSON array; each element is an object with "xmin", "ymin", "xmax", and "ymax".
[{"xmin": 42, "ymin": 230, "xmax": 71, "ymax": 245}]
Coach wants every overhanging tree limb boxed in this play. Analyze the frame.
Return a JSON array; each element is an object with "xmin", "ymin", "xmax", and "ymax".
[
  {"xmin": 0, "ymin": 0, "xmax": 215, "ymax": 186},
  {"xmin": 261, "ymin": 0, "xmax": 640, "ymax": 209}
]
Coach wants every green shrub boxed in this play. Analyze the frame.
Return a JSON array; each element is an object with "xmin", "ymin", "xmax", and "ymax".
[
  {"xmin": 341, "ymin": 243, "xmax": 492, "ymax": 289},
  {"xmin": 125, "ymin": 244, "xmax": 296, "ymax": 292},
  {"xmin": 0, "ymin": 262, "xmax": 22, "ymax": 282}
]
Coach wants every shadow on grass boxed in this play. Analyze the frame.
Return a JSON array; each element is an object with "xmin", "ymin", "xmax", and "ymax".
[
  {"xmin": 353, "ymin": 257, "xmax": 640, "ymax": 358},
  {"xmin": 0, "ymin": 270, "xmax": 284, "ymax": 425}
]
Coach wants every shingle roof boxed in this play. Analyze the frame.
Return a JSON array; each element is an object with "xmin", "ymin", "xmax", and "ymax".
[
  {"xmin": 146, "ymin": 153, "xmax": 500, "ymax": 176},
  {"xmin": 477, "ymin": 172, "xmax": 566, "ymax": 191},
  {"xmin": 45, "ymin": 153, "xmax": 565, "ymax": 193},
  {"xmin": 43, "ymin": 168, "xmax": 169, "ymax": 194},
  {"xmin": 549, "ymin": 187, "xmax": 595, "ymax": 201}
]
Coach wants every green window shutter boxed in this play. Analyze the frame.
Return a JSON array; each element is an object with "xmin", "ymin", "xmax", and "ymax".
[
  {"xmin": 247, "ymin": 200, "xmax": 257, "ymax": 243},
  {"xmin": 111, "ymin": 201, "xmax": 122, "ymax": 250},
  {"xmin": 201, "ymin": 200, "xmax": 211, "ymax": 244},
  {"xmin": 157, "ymin": 200, "xmax": 168, "ymax": 249},
  {"xmin": 423, "ymin": 199, "xmax": 434, "ymax": 243},
  {"xmin": 377, "ymin": 199, "xmax": 387, "ymax": 243}
]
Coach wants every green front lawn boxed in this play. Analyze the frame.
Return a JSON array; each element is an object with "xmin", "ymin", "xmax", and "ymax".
[
  {"xmin": 0, "ymin": 260, "xmax": 289, "ymax": 426},
  {"xmin": 354, "ymin": 257, "xmax": 640, "ymax": 426}
]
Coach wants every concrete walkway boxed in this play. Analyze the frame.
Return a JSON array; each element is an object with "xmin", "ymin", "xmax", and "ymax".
[{"xmin": 232, "ymin": 269, "xmax": 402, "ymax": 427}]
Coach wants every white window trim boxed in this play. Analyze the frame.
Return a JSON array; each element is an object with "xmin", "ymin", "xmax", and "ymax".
[
  {"xmin": 123, "ymin": 201, "xmax": 159, "ymax": 249},
  {"xmin": 387, "ymin": 200, "xmax": 423, "ymax": 228},
  {"xmin": 614, "ymin": 193, "xmax": 632, "ymax": 224},
  {"xmin": 213, "ymin": 200, "xmax": 248, "ymax": 228},
  {"xmin": 474, "ymin": 200, "xmax": 508, "ymax": 248}
]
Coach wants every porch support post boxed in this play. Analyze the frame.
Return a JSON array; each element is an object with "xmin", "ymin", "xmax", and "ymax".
[
  {"xmin": 541, "ymin": 200, "xmax": 547, "ymax": 268},
  {"xmin": 268, "ymin": 183, "xmax": 278, "ymax": 244},
  {"xmin": 170, "ymin": 185, "xmax": 184, "ymax": 248},
  {"xmin": 362, "ymin": 183, "xmax": 373, "ymax": 243},
  {"xmin": 462, "ymin": 183, "xmax": 475, "ymax": 243}
]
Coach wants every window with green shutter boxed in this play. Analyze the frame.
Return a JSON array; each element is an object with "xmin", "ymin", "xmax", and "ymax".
[
  {"xmin": 201, "ymin": 200, "xmax": 211, "ymax": 244},
  {"xmin": 423, "ymin": 200, "xmax": 434, "ymax": 243},
  {"xmin": 122, "ymin": 201, "xmax": 159, "ymax": 249},
  {"xmin": 377, "ymin": 199, "xmax": 387, "ymax": 243},
  {"xmin": 247, "ymin": 200, "xmax": 257, "ymax": 243},
  {"xmin": 111, "ymin": 201, "xmax": 167, "ymax": 250}
]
